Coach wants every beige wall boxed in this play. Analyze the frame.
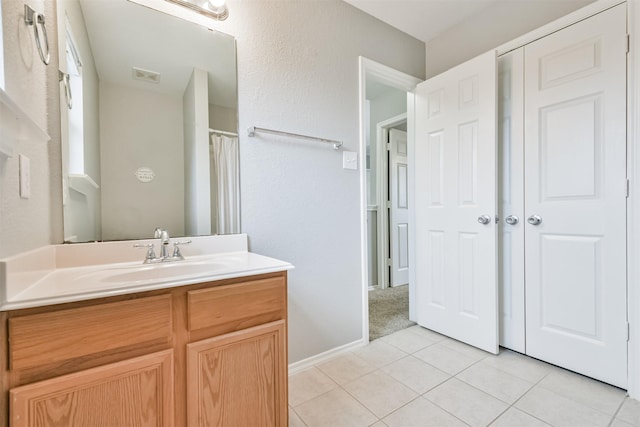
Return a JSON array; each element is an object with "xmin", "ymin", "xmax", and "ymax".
[
  {"xmin": 208, "ymin": 104, "xmax": 236, "ymax": 134},
  {"xmin": 99, "ymin": 81, "xmax": 185, "ymax": 240}
]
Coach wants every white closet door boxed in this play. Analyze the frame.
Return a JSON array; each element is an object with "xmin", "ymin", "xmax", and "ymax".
[
  {"xmin": 498, "ymin": 50, "xmax": 525, "ymax": 353},
  {"xmin": 524, "ymin": 4, "xmax": 627, "ymax": 387},
  {"xmin": 415, "ymin": 50, "xmax": 499, "ymax": 354}
]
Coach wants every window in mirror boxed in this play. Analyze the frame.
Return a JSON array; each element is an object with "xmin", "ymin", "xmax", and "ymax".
[{"xmin": 65, "ymin": 29, "xmax": 84, "ymax": 175}]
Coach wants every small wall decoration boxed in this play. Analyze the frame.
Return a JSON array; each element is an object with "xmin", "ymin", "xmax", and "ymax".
[{"xmin": 135, "ymin": 167, "xmax": 155, "ymax": 183}]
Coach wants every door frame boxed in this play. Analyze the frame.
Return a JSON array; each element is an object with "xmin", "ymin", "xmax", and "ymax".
[
  {"xmin": 374, "ymin": 113, "xmax": 408, "ymax": 290},
  {"xmin": 358, "ymin": 57, "xmax": 422, "ymax": 343},
  {"xmin": 626, "ymin": 0, "xmax": 640, "ymax": 400}
]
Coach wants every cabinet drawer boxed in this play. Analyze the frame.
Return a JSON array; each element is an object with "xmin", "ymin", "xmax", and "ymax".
[
  {"xmin": 9, "ymin": 295, "xmax": 172, "ymax": 371},
  {"xmin": 187, "ymin": 276, "xmax": 286, "ymax": 334}
]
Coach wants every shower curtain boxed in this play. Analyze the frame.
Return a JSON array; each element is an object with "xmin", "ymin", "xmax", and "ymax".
[{"xmin": 210, "ymin": 134, "xmax": 240, "ymax": 234}]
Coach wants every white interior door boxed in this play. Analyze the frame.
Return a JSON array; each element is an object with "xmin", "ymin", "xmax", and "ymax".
[
  {"xmin": 524, "ymin": 4, "xmax": 627, "ymax": 388},
  {"xmin": 389, "ymin": 129, "xmax": 409, "ymax": 287},
  {"xmin": 415, "ymin": 50, "xmax": 499, "ymax": 354},
  {"xmin": 498, "ymin": 50, "xmax": 526, "ymax": 353}
]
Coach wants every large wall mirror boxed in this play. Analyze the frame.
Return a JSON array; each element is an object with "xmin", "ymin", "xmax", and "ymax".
[{"xmin": 57, "ymin": 0, "xmax": 239, "ymax": 243}]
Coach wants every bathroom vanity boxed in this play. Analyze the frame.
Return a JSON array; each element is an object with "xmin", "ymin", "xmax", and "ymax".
[{"xmin": 0, "ymin": 235, "xmax": 292, "ymax": 426}]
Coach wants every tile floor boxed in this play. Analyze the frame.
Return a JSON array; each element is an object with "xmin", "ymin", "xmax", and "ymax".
[{"xmin": 288, "ymin": 325, "xmax": 640, "ymax": 427}]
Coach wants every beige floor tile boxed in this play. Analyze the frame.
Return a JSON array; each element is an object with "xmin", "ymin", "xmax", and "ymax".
[
  {"xmin": 440, "ymin": 339, "xmax": 492, "ymax": 361},
  {"xmin": 413, "ymin": 343, "xmax": 478, "ymax": 375},
  {"xmin": 316, "ymin": 352, "xmax": 376, "ymax": 385},
  {"xmin": 424, "ymin": 378, "xmax": 508, "ymax": 427},
  {"xmin": 537, "ymin": 369, "xmax": 626, "ymax": 416},
  {"xmin": 371, "ymin": 422, "xmax": 388, "ymax": 427},
  {"xmin": 352, "ymin": 340, "xmax": 408, "ymax": 368},
  {"xmin": 480, "ymin": 349, "xmax": 553, "ymax": 383},
  {"xmin": 406, "ymin": 325, "xmax": 449, "ymax": 342},
  {"xmin": 456, "ymin": 362, "xmax": 533, "ymax": 404},
  {"xmin": 617, "ymin": 398, "xmax": 640, "ymax": 426},
  {"xmin": 381, "ymin": 355, "xmax": 450, "ymax": 394},
  {"xmin": 381, "ymin": 329, "xmax": 439, "ymax": 354},
  {"xmin": 289, "ymin": 406, "xmax": 307, "ymax": 427},
  {"xmin": 344, "ymin": 371, "xmax": 419, "ymax": 418},
  {"xmin": 490, "ymin": 407, "xmax": 551, "ymax": 426},
  {"xmin": 383, "ymin": 397, "xmax": 468, "ymax": 427},
  {"xmin": 289, "ymin": 366, "xmax": 339, "ymax": 407},
  {"xmin": 294, "ymin": 388, "xmax": 378, "ymax": 427},
  {"xmin": 612, "ymin": 419, "xmax": 637, "ymax": 427},
  {"xmin": 515, "ymin": 385, "xmax": 612, "ymax": 427}
]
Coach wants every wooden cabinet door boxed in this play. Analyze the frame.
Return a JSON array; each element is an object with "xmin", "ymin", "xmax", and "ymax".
[
  {"xmin": 10, "ymin": 350, "xmax": 174, "ymax": 427},
  {"xmin": 187, "ymin": 320, "xmax": 287, "ymax": 427}
]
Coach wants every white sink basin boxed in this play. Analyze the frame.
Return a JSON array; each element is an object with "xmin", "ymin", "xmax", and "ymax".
[
  {"xmin": 78, "ymin": 260, "xmax": 232, "ymax": 284},
  {"xmin": 0, "ymin": 235, "xmax": 294, "ymax": 311},
  {"xmin": 72, "ymin": 253, "xmax": 253, "ymax": 287}
]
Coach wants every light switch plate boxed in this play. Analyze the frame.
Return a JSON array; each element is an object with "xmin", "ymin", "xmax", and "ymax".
[
  {"xmin": 343, "ymin": 151, "xmax": 357, "ymax": 170},
  {"xmin": 19, "ymin": 154, "xmax": 31, "ymax": 199}
]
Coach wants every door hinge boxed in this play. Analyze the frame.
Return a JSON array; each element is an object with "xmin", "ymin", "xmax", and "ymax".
[
  {"xmin": 386, "ymin": 142, "xmax": 392, "ymax": 151},
  {"xmin": 627, "ymin": 34, "xmax": 631, "ymax": 54},
  {"xmin": 386, "ymin": 258, "xmax": 392, "ymax": 267},
  {"xmin": 627, "ymin": 179, "xmax": 630, "ymax": 198},
  {"xmin": 627, "ymin": 322, "xmax": 631, "ymax": 342},
  {"xmin": 386, "ymin": 200, "xmax": 392, "ymax": 209}
]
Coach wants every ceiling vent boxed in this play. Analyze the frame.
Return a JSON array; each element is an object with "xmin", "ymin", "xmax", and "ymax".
[{"xmin": 132, "ymin": 67, "xmax": 161, "ymax": 84}]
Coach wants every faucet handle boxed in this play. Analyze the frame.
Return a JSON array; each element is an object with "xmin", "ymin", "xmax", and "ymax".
[
  {"xmin": 134, "ymin": 243, "xmax": 157, "ymax": 263},
  {"xmin": 154, "ymin": 227, "xmax": 163, "ymax": 238},
  {"xmin": 172, "ymin": 240, "xmax": 192, "ymax": 259}
]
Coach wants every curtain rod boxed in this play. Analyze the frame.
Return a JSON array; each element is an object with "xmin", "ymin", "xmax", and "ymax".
[
  {"xmin": 247, "ymin": 126, "xmax": 343, "ymax": 150},
  {"xmin": 209, "ymin": 128, "xmax": 238, "ymax": 137}
]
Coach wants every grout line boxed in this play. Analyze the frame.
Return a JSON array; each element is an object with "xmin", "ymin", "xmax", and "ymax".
[
  {"xmin": 337, "ymin": 367, "xmax": 388, "ymax": 422},
  {"xmin": 504, "ymin": 374, "xmax": 555, "ymax": 426},
  {"xmin": 421, "ymin": 377, "xmax": 481, "ymax": 426},
  {"xmin": 373, "ymin": 394, "xmax": 424, "ymax": 425},
  {"xmin": 289, "ymin": 405, "xmax": 309, "ymax": 427},
  {"xmin": 606, "ymin": 396, "xmax": 627, "ymax": 427}
]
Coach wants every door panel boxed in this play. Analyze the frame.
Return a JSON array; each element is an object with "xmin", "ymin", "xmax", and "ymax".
[
  {"xmin": 187, "ymin": 321, "xmax": 287, "ymax": 427},
  {"xmin": 415, "ymin": 50, "xmax": 498, "ymax": 354},
  {"xmin": 389, "ymin": 129, "xmax": 409, "ymax": 286},
  {"xmin": 524, "ymin": 4, "xmax": 627, "ymax": 388},
  {"xmin": 498, "ymin": 50, "xmax": 525, "ymax": 352},
  {"xmin": 11, "ymin": 350, "xmax": 174, "ymax": 427}
]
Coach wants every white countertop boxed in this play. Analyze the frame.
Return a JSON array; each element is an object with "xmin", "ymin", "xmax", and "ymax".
[{"xmin": 0, "ymin": 235, "xmax": 293, "ymax": 311}]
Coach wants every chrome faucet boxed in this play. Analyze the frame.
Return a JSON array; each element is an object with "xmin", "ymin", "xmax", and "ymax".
[
  {"xmin": 134, "ymin": 228, "xmax": 192, "ymax": 264},
  {"xmin": 155, "ymin": 228, "xmax": 171, "ymax": 258}
]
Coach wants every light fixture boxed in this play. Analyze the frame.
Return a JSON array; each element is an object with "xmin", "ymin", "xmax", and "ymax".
[{"xmin": 164, "ymin": 0, "xmax": 228, "ymax": 21}]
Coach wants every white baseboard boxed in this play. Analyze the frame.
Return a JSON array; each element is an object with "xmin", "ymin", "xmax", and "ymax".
[{"xmin": 288, "ymin": 338, "xmax": 367, "ymax": 376}]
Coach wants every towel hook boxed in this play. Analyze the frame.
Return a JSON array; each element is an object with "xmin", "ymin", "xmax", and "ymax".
[
  {"xmin": 59, "ymin": 71, "xmax": 72, "ymax": 109},
  {"xmin": 24, "ymin": 5, "xmax": 50, "ymax": 66}
]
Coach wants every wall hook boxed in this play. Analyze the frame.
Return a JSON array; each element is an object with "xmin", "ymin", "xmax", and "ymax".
[
  {"xmin": 59, "ymin": 71, "xmax": 72, "ymax": 109},
  {"xmin": 24, "ymin": 4, "xmax": 50, "ymax": 66}
]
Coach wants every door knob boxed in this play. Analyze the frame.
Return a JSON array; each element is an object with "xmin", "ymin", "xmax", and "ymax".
[
  {"xmin": 527, "ymin": 215, "xmax": 542, "ymax": 226},
  {"xmin": 477, "ymin": 215, "xmax": 491, "ymax": 225},
  {"xmin": 505, "ymin": 215, "xmax": 519, "ymax": 225}
]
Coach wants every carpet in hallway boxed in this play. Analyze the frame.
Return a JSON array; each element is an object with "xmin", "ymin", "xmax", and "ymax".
[{"xmin": 369, "ymin": 284, "xmax": 415, "ymax": 341}]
